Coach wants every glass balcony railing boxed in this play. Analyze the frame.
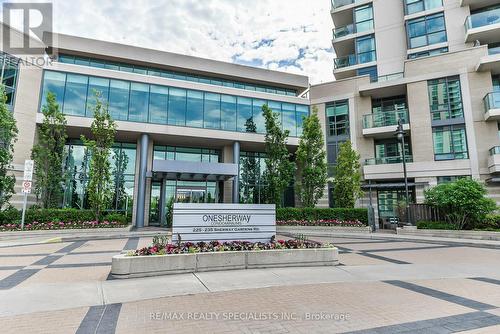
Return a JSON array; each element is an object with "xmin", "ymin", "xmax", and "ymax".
[
  {"xmin": 365, "ymin": 155, "xmax": 413, "ymax": 165},
  {"xmin": 333, "ymin": 24, "xmax": 355, "ymax": 39},
  {"xmin": 334, "ymin": 51, "xmax": 376, "ymax": 69},
  {"xmin": 465, "ymin": 7, "xmax": 500, "ymax": 32},
  {"xmin": 372, "ymin": 72, "xmax": 404, "ymax": 83},
  {"xmin": 484, "ymin": 92, "xmax": 500, "ymax": 112},
  {"xmin": 488, "ymin": 44, "xmax": 500, "ymax": 55},
  {"xmin": 489, "ymin": 146, "xmax": 500, "ymax": 155},
  {"xmin": 363, "ymin": 109, "xmax": 409, "ymax": 129},
  {"xmin": 333, "ymin": 22, "xmax": 373, "ymax": 39},
  {"xmin": 331, "ymin": 0, "xmax": 364, "ymax": 10}
]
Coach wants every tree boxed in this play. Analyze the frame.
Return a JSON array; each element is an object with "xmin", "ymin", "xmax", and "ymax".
[
  {"xmin": 424, "ymin": 178, "xmax": 496, "ymax": 230},
  {"xmin": 332, "ymin": 141, "xmax": 362, "ymax": 208},
  {"xmin": 81, "ymin": 91, "xmax": 116, "ymax": 221},
  {"xmin": 31, "ymin": 92, "xmax": 67, "ymax": 208},
  {"xmin": 0, "ymin": 85, "xmax": 18, "ymax": 210},
  {"xmin": 296, "ymin": 106, "xmax": 328, "ymax": 207},
  {"xmin": 262, "ymin": 104, "xmax": 295, "ymax": 207}
]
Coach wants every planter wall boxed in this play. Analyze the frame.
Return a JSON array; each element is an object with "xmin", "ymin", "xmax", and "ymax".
[
  {"xmin": 111, "ymin": 248, "xmax": 339, "ymax": 278},
  {"xmin": 397, "ymin": 226, "xmax": 500, "ymax": 241}
]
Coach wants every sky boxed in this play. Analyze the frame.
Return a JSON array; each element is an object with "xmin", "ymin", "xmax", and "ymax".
[{"xmin": 2, "ymin": 0, "xmax": 335, "ymax": 84}]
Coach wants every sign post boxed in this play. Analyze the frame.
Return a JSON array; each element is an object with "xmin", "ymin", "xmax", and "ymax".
[{"xmin": 20, "ymin": 160, "xmax": 34, "ymax": 230}]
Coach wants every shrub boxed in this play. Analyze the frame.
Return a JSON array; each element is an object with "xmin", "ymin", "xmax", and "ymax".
[
  {"xmin": 0, "ymin": 207, "xmax": 20, "ymax": 225},
  {"xmin": 424, "ymin": 178, "xmax": 497, "ymax": 230},
  {"xmin": 104, "ymin": 213, "xmax": 129, "ymax": 225},
  {"xmin": 416, "ymin": 221, "xmax": 457, "ymax": 230},
  {"xmin": 473, "ymin": 214, "xmax": 500, "ymax": 230},
  {"xmin": 276, "ymin": 207, "xmax": 368, "ymax": 225},
  {"xmin": 25, "ymin": 208, "xmax": 95, "ymax": 224}
]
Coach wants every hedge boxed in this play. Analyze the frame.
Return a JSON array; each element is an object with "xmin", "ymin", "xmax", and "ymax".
[
  {"xmin": 416, "ymin": 221, "xmax": 457, "ymax": 230},
  {"xmin": 0, "ymin": 208, "xmax": 130, "ymax": 225},
  {"xmin": 276, "ymin": 208, "xmax": 368, "ymax": 225}
]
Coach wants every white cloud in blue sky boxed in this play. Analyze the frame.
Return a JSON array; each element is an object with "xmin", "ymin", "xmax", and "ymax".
[{"xmin": 2, "ymin": 0, "xmax": 335, "ymax": 84}]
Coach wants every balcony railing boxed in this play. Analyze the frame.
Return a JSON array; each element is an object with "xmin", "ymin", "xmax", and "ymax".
[
  {"xmin": 333, "ymin": 24, "xmax": 355, "ymax": 39},
  {"xmin": 333, "ymin": 22, "xmax": 373, "ymax": 39},
  {"xmin": 489, "ymin": 146, "xmax": 500, "ymax": 155},
  {"xmin": 331, "ymin": 0, "xmax": 364, "ymax": 10},
  {"xmin": 465, "ymin": 7, "xmax": 500, "ymax": 32},
  {"xmin": 365, "ymin": 155, "xmax": 413, "ymax": 165},
  {"xmin": 363, "ymin": 109, "xmax": 409, "ymax": 129},
  {"xmin": 334, "ymin": 51, "xmax": 376, "ymax": 69},
  {"xmin": 371, "ymin": 72, "xmax": 404, "ymax": 83},
  {"xmin": 484, "ymin": 92, "xmax": 500, "ymax": 112},
  {"xmin": 488, "ymin": 44, "xmax": 500, "ymax": 55}
]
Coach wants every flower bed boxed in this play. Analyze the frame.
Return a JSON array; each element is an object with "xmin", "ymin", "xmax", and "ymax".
[
  {"xmin": 0, "ymin": 220, "xmax": 128, "ymax": 232},
  {"xmin": 131, "ymin": 239, "xmax": 330, "ymax": 256},
  {"xmin": 276, "ymin": 219, "xmax": 365, "ymax": 227}
]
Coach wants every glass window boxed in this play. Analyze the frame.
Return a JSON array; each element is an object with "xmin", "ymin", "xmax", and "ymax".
[
  {"xmin": 149, "ymin": 85, "xmax": 168, "ymax": 124},
  {"xmin": 356, "ymin": 35, "xmax": 376, "ymax": 64},
  {"xmin": 239, "ymin": 151, "xmax": 268, "ymax": 204},
  {"xmin": 252, "ymin": 99, "xmax": 266, "ymax": 134},
  {"xmin": 296, "ymin": 105, "xmax": 309, "ymax": 137},
  {"xmin": 432, "ymin": 125, "xmax": 468, "ymax": 160},
  {"xmin": 326, "ymin": 100, "xmax": 349, "ymax": 137},
  {"xmin": 237, "ymin": 97, "xmax": 254, "ymax": 132},
  {"xmin": 407, "ymin": 13, "xmax": 447, "ymax": 49},
  {"xmin": 405, "ymin": 0, "xmax": 442, "ymax": 15},
  {"xmin": 282, "ymin": 103, "xmax": 297, "ymax": 137},
  {"xmin": 357, "ymin": 66, "xmax": 378, "ymax": 81},
  {"xmin": 86, "ymin": 77, "xmax": 109, "ymax": 116},
  {"xmin": 221, "ymin": 95, "xmax": 237, "ymax": 131},
  {"xmin": 186, "ymin": 90, "xmax": 204, "ymax": 128},
  {"xmin": 428, "ymin": 76, "xmax": 463, "ymax": 121},
  {"xmin": 168, "ymin": 88, "xmax": 187, "ymax": 126},
  {"xmin": 204, "ymin": 92, "xmax": 221, "ymax": 129},
  {"xmin": 63, "ymin": 74, "xmax": 88, "ymax": 116},
  {"xmin": 41, "ymin": 71, "xmax": 66, "ymax": 109},
  {"xmin": 108, "ymin": 80, "xmax": 130, "ymax": 121},
  {"xmin": 354, "ymin": 4, "xmax": 374, "ymax": 32},
  {"xmin": 128, "ymin": 82, "xmax": 149, "ymax": 122}
]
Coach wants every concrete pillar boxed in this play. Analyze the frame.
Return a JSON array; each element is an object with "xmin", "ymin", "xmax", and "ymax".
[
  {"xmin": 232, "ymin": 141, "xmax": 240, "ymax": 203},
  {"xmin": 159, "ymin": 177, "xmax": 167, "ymax": 226},
  {"xmin": 135, "ymin": 134, "xmax": 149, "ymax": 228}
]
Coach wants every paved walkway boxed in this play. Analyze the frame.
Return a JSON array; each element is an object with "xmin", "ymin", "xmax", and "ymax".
[{"xmin": 1, "ymin": 234, "xmax": 500, "ymax": 333}]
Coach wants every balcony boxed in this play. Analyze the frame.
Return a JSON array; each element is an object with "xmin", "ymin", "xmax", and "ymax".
[
  {"xmin": 331, "ymin": 0, "xmax": 368, "ymax": 11},
  {"xmin": 475, "ymin": 46, "xmax": 500, "ymax": 74},
  {"xmin": 488, "ymin": 146, "xmax": 500, "ymax": 173},
  {"xmin": 464, "ymin": 6, "xmax": 500, "ymax": 43},
  {"xmin": 363, "ymin": 159, "xmax": 472, "ymax": 180},
  {"xmin": 365, "ymin": 156, "xmax": 413, "ymax": 165},
  {"xmin": 333, "ymin": 51, "xmax": 377, "ymax": 80},
  {"xmin": 461, "ymin": 0, "xmax": 500, "ymax": 10},
  {"xmin": 362, "ymin": 109, "xmax": 410, "ymax": 137},
  {"xmin": 484, "ymin": 92, "xmax": 500, "ymax": 120}
]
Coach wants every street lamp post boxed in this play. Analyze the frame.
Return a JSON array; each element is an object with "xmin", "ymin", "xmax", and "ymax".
[{"xmin": 396, "ymin": 119, "xmax": 411, "ymax": 225}]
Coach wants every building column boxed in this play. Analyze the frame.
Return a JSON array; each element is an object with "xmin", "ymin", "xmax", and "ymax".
[
  {"xmin": 135, "ymin": 133, "xmax": 149, "ymax": 228},
  {"xmin": 232, "ymin": 141, "xmax": 240, "ymax": 203},
  {"xmin": 159, "ymin": 177, "xmax": 167, "ymax": 226}
]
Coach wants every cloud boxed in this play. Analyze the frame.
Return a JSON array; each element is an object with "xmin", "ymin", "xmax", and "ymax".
[{"xmin": 2, "ymin": 0, "xmax": 335, "ymax": 84}]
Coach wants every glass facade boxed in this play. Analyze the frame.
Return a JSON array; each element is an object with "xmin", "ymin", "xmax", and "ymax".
[
  {"xmin": 153, "ymin": 146, "xmax": 220, "ymax": 163},
  {"xmin": 40, "ymin": 71, "xmax": 308, "ymax": 137},
  {"xmin": 432, "ymin": 125, "xmax": 468, "ymax": 160},
  {"xmin": 428, "ymin": 76, "xmax": 463, "ymax": 121},
  {"xmin": 436, "ymin": 175, "xmax": 469, "ymax": 184},
  {"xmin": 404, "ymin": 0, "xmax": 443, "ymax": 15},
  {"xmin": 0, "ymin": 52, "xmax": 19, "ymax": 107},
  {"xmin": 326, "ymin": 100, "xmax": 349, "ymax": 137},
  {"xmin": 239, "ymin": 151, "xmax": 268, "ymax": 205},
  {"xmin": 368, "ymin": 138, "xmax": 412, "ymax": 165},
  {"xmin": 365, "ymin": 96, "xmax": 408, "ymax": 128},
  {"xmin": 407, "ymin": 13, "xmax": 447, "ymax": 49},
  {"xmin": 57, "ymin": 54, "xmax": 298, "ymax": 97},
  {"xmin": 334, "ymin": 35, "xmax": 377, "ymax": 69},
  {"xmin": 62, "ymin": 141, "xmax": 136, "ymax": 215}
]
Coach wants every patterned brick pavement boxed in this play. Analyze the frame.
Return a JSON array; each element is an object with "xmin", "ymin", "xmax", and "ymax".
[{"xmin": 1, "ymin": 235, "xmax": 500, "ymax": 333}]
